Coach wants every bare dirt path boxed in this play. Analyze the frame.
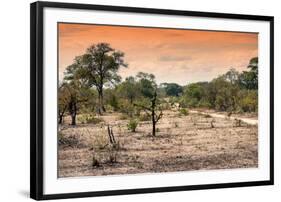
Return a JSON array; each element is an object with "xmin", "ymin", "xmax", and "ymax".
[{"xmin": 189, "ymin": 110, "xmax": 258, "ymax": 125}]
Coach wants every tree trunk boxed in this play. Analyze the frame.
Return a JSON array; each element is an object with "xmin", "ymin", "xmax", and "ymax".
[
  {"xmin": 152, "ymin": 120, "xmax": 156, "ymax": 136},
  {"xmin": 59, "ymin": 114, "xmax": 63, "ymax": 124},
  {"xmin": 58, "ymin": 107, "xmax": 66, "ymax": 124},
  {"xmin": 71, "ymin": 112, "xmax": 76, "ymax": 125},
  {"xmin": 101, "ymin": 89, "xmax": 106, "ymax": 112},
  {"xmin": 151, "ymin": 91, "xmax": 157, "ymax": 136},
  {"xmin": 70, "ymin": 104, "xmax": 77, "ymax": 125},
  {"xmin": 97, "ymin": 88, "xmax": 106, "ymax": 115}
]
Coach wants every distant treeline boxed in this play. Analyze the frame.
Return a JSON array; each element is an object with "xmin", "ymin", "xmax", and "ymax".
[{"xmin": 58, "ymin": 43, "xmax": 258, "ymax": 129}]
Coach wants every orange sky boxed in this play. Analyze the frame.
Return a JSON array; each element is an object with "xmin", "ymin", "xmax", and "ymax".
[{"xmin": 58, "ymin": 23, "xmax": 258, "ymax": 85}]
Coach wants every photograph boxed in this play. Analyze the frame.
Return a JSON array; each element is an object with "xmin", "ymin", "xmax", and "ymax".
[{"xmin": 57, "ymin": 23, "xmax": 259, "ymax": 178}]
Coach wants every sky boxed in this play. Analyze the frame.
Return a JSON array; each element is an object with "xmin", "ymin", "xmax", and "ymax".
[{"xmin": 58, "ymin": 23, "xmax": 258, "ymax": 85}]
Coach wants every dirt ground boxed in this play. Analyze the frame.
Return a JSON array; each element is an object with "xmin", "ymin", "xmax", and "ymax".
[{"xmin": 58, "ymin": 110, "xmax": 258, "ymax": 178}]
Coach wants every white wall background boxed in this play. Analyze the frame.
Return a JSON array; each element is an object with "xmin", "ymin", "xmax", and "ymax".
[{"xmin": 0, "ymin": 0, "xmax": 279, "ymax": 201}]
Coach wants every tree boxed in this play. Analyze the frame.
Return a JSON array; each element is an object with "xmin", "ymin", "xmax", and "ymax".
[
  {"xmin": 80, "ymin": 43, "xmax": 127, "ymax": 114},
  {"xmin": 136, "ymin": 72, "xmax": 156, "ymax": 98},
  {"xmin": 181, "ymin": 83, "xmax": 205, "ymax": 107},
  {"xmin": 211, "ymin": 76, "xmax": 239, "ymax": 111},
  {"xmin": 134, "ymin": 73, "xmax": 163, "ymax": 136},
  {"xmin": 134, "ymin": 91, "xmax": 163, "ymax": 136},
  {"xmin": 117, "ymin": 76, "xmax": 140, "ymax": 104},
  {"xmin": 223, "ymin": 68, "xmax": 240, "ymax": 85},
  {"xmin": 239, "ymin": 57, "xmax": 258, "ymax": 90},
  {"xmin": 62, "ymin": 59, "xmax": 91, "ymax": 125},
  {"xmin": 160, "ymin": 83, "xmax": 183, "ymax": 97}
]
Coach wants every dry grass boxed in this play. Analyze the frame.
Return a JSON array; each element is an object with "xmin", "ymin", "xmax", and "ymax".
[{"xmin": 58, "ymin": 110, "xmax": 258, "ymax": 178}]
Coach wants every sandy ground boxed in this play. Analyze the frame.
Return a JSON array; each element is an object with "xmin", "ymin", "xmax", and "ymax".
[{"xmin": 58, "ymin": 110, "xmax": 258, "ymax": 178}]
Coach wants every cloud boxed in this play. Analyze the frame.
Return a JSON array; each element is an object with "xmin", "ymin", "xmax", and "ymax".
[{"xmin": 159, "ymin": 55, "xmax": 192, "ymax": 62}]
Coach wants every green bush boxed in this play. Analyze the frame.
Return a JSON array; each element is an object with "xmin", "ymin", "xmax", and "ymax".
[
  {"xmin": 78, "ymin": 114, "xmax": 103, "ymax": 124},
  {"xmin": 127, "ymin": 119, "xmax": 138, "ymax": 132},
  {"xmin": 179, "ymin": 108, "xmax": 189, "ymax": 116},
  {"xmin": 138, "ymin": 113, "xmax": 151, "ymax": 121},
  {"xmin": 240, "ymin": 94, "xmax": 257, "ymax": 112},
  {"xmin": 237, "ymin": 90, "xmax": 258, "ymax": 112},
  {"xmin": 119, "ymin": 100, "xmax": 135, "ymax": 117}
]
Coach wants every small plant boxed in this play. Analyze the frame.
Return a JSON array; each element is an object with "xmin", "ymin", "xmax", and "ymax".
[
  {"xmin": 156, "ymin": 128, "xmax": 160, "ymax": 132},
  {"xmin": 234, "ymin": 118, "xmax": 242, "ymax": 127},
  {"xmin": 179, "ymin": 108, "xmax": 189, "ymax": 116},
  {"xmin": 127, "ymin": 119, "xmax": 138, "ymax": 132}
]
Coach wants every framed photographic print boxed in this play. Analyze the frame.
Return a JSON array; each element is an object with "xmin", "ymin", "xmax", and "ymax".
[{"xmin": 30, "ymin": 1, "xmax": 274, "ymax": 200}]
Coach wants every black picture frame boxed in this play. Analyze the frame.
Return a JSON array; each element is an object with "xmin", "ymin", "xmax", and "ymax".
[{"xmin": 30, "ymin": 1, "xmax": 274, "ymax": 200}]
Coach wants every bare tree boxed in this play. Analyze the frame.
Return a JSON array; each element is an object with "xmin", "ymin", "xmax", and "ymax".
[{"xmin": 134, "ymin": 91, "xmax": 163, "ymax": 136}]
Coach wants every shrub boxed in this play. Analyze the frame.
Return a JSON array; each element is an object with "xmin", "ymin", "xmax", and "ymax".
[
  {"xmin": 91, "ymin": 130, "xmax": 108, "ymax": 150},
  {"xmin": 139, "ymin": 113, "xmax": 150, "ymax": 121},
  {"xmin": 238, "ymin": 90, "xmax": 258, "ymax": 112},
  {"xmin": 161, "ymin": 102, "xmax": 171, "ymax": 110},
  {"xmin": 119, "ymin": 113, "xmax": 129, "ymax": 120},
  {"xmin": 78, "ymin": 114, "xmax": 103, "ymax": 124},
  {"xmin": 127, "ymin": 119, "xmax": 138, "ymax": 132},
  {"xmin": 58, "ymin": 133, "xmax": 80, "ymax": 147},
  {"xmin": 179, "ymin": 108, "xmax": 189, "ymax": 116},
  {"xmin": 119, "ymin": 100, "xmax": 135, "ymax": 116}
]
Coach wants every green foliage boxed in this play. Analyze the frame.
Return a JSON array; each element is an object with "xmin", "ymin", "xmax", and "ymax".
[
  {"xmin": 238, "ymin": 90, "xmax": 258, "ymax": 112},
  {"xmin": 117, "ymin": 76, "xmax": 140, "ymax": 103},
  {"xmin": 119, "ymin": 113, "xmax": 129, "ymax": 120},
  {"xmin": 179, "ymin": 108, "xmax": 189, "ymax": 116},
  {"xmin": 69, "ymin": 43, "xmax": 127, "ymax": 114},
  {"xmin": 212, "ymin": 77, "xmax": 239, "ymax": 111},
  {"xmin": 160, "ymin": 83, "xmax": 183, "ymax": 97},
  {"xmin": 104, "ymin": 89, "xmax": 119, "ymax": 111},
  {"xmin": 127, "ymin": 119, "xmax": 139, "ymax": 132},
  {"xmin": 60, "ymin": 45, "xmax": 259, "ymax": 123},
  {"xmin": 239, "ymin": 57, "xmax": 258, "ymax": 90},
  {"xmin": 78, "ymin": 114, "xmax": 103, "ymax": 124},
  {"xmin": 136, "ymin": 72, "xmax": 157, "ymax": 98},
  {"xmin": 139, "ymin": 113, "xmax": 151, "ymax": 121},
  {"xmin": 181, "ymin": 82, "xmax": 206, "ymax": 107},
  {"xmin": 118, "ymin": 99, "xmax": 135, "ymax": 117}
]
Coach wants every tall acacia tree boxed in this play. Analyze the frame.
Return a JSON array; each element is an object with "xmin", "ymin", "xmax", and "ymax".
[{"xmin": 81, "ymin": 43, "xmax": 127, "ymax": 114}]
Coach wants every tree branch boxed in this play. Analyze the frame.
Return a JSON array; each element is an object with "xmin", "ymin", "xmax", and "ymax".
[
  {"xmin": 133, "ymin": 103, "xmax": 152, "ymax": 112},
  {"xmin": 155, "ymin": 110, "xmax": 163, "ymax": 123}
]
